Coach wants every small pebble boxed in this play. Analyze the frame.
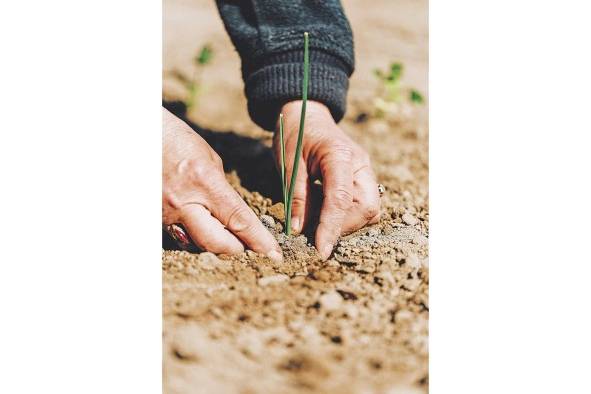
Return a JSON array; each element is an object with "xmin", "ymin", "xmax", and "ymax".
[
  {"xmin": 260, "ymin": 215, "xmax": 275, "ymax": 229},
  {"xmin": 267, "ymin": 203, "xmax": 285, "ymax": 221},
  {"xmin": 403, "ymin": 278, "xmax": 421, "ymax": 292},
  {"xmin": 366, "ymin": 227, "xmax": 380, "ymax": 237},
  {"xmin": 412, "ymin": 235, "xmax": 428, "ymax": 246},
  {"xmin": 343, "ymin": 304, "xmax": 359, "ymax": 319},
  {"xmin": 402, "ymin": 213, "xmax": 419, "ymax": 226},
  {"xmin": 258, "ymin": 274, "xmax": 289, "ymax": 286},
  {"xmin": 405, "ymin": 254, "xmax": 421, "ymax": 269},
  {"xmin": 171, "ymin": 325, "xmax": 206, "ymax": 361},
  {"xmin": 198, "ymin": 252, "xmax": 220, "ymax": 270},
  {"xmin": 313, "ymin": 270, "xmax": 332, "ymax": 282},
  {"xmin": 319, "ymin": 291, "xmax": 343, "ymax": 311},
  {"xmin": 394, "ymin": 309, "xmax": 414, "ymax": 323},
  {"xmin": 375, "ymin": 270, "xmax": 395, "ymax": 286}
]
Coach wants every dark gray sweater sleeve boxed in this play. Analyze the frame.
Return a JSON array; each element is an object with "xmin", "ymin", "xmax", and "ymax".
[{"xmin": 215, "ymin": 0, "xmax": 354, "ymax": 131}]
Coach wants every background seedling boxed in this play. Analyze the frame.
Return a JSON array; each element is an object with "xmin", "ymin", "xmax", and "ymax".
[
  {"xmin": 170, "ymin": 44, "xmax": 214, "ymax": 112},
  {"xmin": 373, "ymin": 62, "xmax": 424, "ymax": 106},
  {"xmin": 409, "ymin": 89, "xmax": 424, "ymax": 104},
  {"xmin": 279, "ymin": 32, "xmax": 309, "ymax": 235}
]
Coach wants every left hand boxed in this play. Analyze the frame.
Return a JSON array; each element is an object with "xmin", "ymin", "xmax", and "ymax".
[{"xmin": 274, "ymin": 100, "xmax": 381, "ymax": 260}]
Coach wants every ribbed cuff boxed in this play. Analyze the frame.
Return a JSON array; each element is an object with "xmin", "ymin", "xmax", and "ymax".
[{"xmin": 244, "ymin": 50, "xmax": 351, "ymax": 131}]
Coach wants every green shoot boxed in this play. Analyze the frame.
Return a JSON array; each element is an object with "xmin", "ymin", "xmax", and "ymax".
[
  {"xmin": 373, "ymin": 61, "xmax": 425, "ymax": 106},
  {"xmin": 388, "ymin": 63, "xmax": 403, "ymax": 82},
  {"xmin": 170, "ymin": 44, "xmax": 214, "ymax": 112},
  {"xmin": 195, "ymin": 45, "xmax": 213, "ymax": 65},
  {"xmin": 409, "ymin": 89, "xmax": 424, "ymax": 104},
  {"xmin": 282, "ymin": 32, "xmax": 309, "ymax": 236},
  {"xmin": 279, "ymin": 113, "xmax": 287, "ymax": 221},
  {"xmin": 374, "ymin": 62, "xmax": 403, "ymax": 102}
]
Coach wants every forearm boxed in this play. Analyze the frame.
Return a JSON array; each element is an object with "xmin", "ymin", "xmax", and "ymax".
[{"xmin": 215, "ymin": 0, "xmax": 355, "ymax": 130}]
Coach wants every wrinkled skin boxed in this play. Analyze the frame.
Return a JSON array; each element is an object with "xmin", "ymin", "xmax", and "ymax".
[
  {"xmin": 162, "ymin": 108, "xmax": 282, "ymax": 261},
  {"xmin": 274, "ymin": 100, "xmax": 380, "ymax": 259},
  {"xmin": 162, "ymin": 101, "xmax": 380, "ymax": 260}
]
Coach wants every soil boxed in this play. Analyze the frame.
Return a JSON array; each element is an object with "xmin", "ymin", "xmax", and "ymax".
[{"xmin": 163, "ymin": 1, "xmax": 428, "ymax": 393}]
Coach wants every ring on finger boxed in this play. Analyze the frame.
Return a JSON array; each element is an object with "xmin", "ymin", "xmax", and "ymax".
[{"xmin": 165, "ymin": 223, "xmax": 197, "ymax": 251}]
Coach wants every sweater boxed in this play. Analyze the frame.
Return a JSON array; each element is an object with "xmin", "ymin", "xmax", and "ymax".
[{"xmin": 215, "ymin": 0, "xmax": 354, "ymax": 131}]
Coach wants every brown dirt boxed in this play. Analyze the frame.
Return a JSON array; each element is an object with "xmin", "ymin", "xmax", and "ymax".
[{"xmin": 163, "ymin": 0, "xmax": 428, "ymax": 393}]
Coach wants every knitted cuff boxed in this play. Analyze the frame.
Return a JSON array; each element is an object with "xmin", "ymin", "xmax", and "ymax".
[{"xmin": 244, "ymin": 49, "xmax": 351, "ymax": 131}]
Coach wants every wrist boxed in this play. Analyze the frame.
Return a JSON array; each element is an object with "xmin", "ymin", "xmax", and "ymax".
[
  {"xmin": 278, "ymin": 100, "xmax": 335, "ymax": 130},
  {"xmin": 245, "ymin": 49, "xmax": 351, "ymax": 131}
]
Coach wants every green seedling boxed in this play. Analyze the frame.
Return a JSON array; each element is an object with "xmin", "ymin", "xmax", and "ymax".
[
  {"xmin": 279, "ymin": 32, "xmax": 309, "ymax": 235},
  {"xmin": 279, "ymin": 113, "xmax": 287, "ymax": 218},
  {"xmin": 373, "ymin": 62, "xmax": 424, "ymax": 105},
  {"xmin": 170, "ymin": 44, "xmax": 214, "ymax": 112},
  {"xmin": 196, "ymin": 45, "xmax": 213, "ymax": 65},
  {"xmin": 374, "ymin": 62, "xmax": 403, "ymax": 102},
  {"xmin": 409, "ymin": 89, "xmax": 424, "ymax": 104}
]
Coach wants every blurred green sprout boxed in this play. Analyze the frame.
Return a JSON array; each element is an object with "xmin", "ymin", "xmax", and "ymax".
[
  {"xmin": 410, "ymin": 89, "xmax": 424, "ymax": 104},
  {"xmin": 373, "ymin": 62, "xmax": 424, "ymax": 105},
  {"xmin": 196, "ymin": 45, "xmax": 213, "ymax": 65},
  {"xmin": 170, "ymin": 44, "xmax": 214, "ymax": 112}
]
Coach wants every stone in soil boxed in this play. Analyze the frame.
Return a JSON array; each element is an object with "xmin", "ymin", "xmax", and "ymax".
[
  {"xmin": 319, "ymin": 291, "xmax": 343, "ymax": 311},
  {"xmin": 258, "ymin": 274, "xmax": 290, "ymax": 287},
  {"xmin": 402, "ymin": 213, "xmax": 419, "ymax": 226}
]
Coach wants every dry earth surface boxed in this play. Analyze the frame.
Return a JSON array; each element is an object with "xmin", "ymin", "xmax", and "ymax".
[{"xmin": 163, "ymin": 1, "xmax": 428, "ymax": 393}]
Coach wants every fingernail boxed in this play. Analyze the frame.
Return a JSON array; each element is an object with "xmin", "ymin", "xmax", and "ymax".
[
  {"xmin": 321, "ymin": 244, "xmax": 333, "ymax": 260},
  {"xmin": 291, "ymin": 217, "xmax": 301, "ymax": 233},
  {"xmin": 267, "ymin": 249, "xmax": 283, "ymax": 263}
]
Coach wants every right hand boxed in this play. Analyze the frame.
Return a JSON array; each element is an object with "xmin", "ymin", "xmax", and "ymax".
[{"xmin": 162, "ymin": 108, "xmax": 282, "ymax": 262}]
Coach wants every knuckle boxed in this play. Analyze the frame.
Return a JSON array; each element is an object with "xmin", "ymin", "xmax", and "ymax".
[
  {"xmin": 329, "ymin": 188, "xmax": 353, "ymax": 211},
  {"xmin": 328, "ymin": 143, "xmax": 354, "ymax": 162},
  {"xmin": 227, "ymin": 204, "xmax": 255, "ymax": 234},
  {"xmin": 184, "ymin": 160, "xmax": 212, "ymax": 184},
  {"xmin": 162, "ymin": 187, "xmax": 182, "ymax": 211},
  {"xmin": 182, "ymin": 158, "xmax": 222, "ymax": 187},
  {"xmin": 363, "ymin": 203, "xmax": 380, "ymax": 221},
  {"xmin": 292, "ymin": 195, "xmax": 306, "ymax": 209}
]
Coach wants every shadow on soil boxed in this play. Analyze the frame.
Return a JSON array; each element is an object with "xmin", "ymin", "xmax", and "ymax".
[{"xmin": 162, "ymin": 100, "xmax": 282, "ymax": 250}]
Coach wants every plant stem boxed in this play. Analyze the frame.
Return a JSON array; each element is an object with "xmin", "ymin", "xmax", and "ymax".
[
  {"xmin": 285, "ymin": 32, "xmax": 309, "ymax": 235},
  {"xmin": 279, "ymin": 113, "xmax": 287, "ymax": 223}
]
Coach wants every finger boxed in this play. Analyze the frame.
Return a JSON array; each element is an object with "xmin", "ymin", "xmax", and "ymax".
[
  {"xmin": 316, "ymin": 148, "xmax": 354, "ymax": 260},
  {"xmin": 180, "ymin": 204, "xmax": 244, "ymax": 254},
  {"xmin": 207, "ymin": 181, "xmax": 283, "ymax": 262},
  {"xmin": 284, "ymin": 156, "xmax": 309, "ymax": 234},
  {"xmin": 341, "ymin": 166, "xmax": 381, "ymax": 234}
]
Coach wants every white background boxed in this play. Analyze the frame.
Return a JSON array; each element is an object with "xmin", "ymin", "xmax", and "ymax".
[{"xmin": 1, "ymin": 0, "xmax": 590, "ymax": 392}]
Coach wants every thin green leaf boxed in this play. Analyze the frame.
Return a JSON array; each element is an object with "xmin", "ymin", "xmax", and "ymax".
[
  {"xmin": 285, "ymin": 32, "xmax": 309, "ymax": 235},
  {"xmin": 279, "ymin": 113, "xmax": 287, "ymax": 222}
]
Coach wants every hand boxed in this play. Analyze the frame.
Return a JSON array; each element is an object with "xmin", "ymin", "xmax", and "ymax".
[
  {"xmin": 274, "ymin": 101, "xmax": 381, "ymax": 260},
  {"xmin": 163, "ymin": 108, "xmax": 282, "ymax": 261}
]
